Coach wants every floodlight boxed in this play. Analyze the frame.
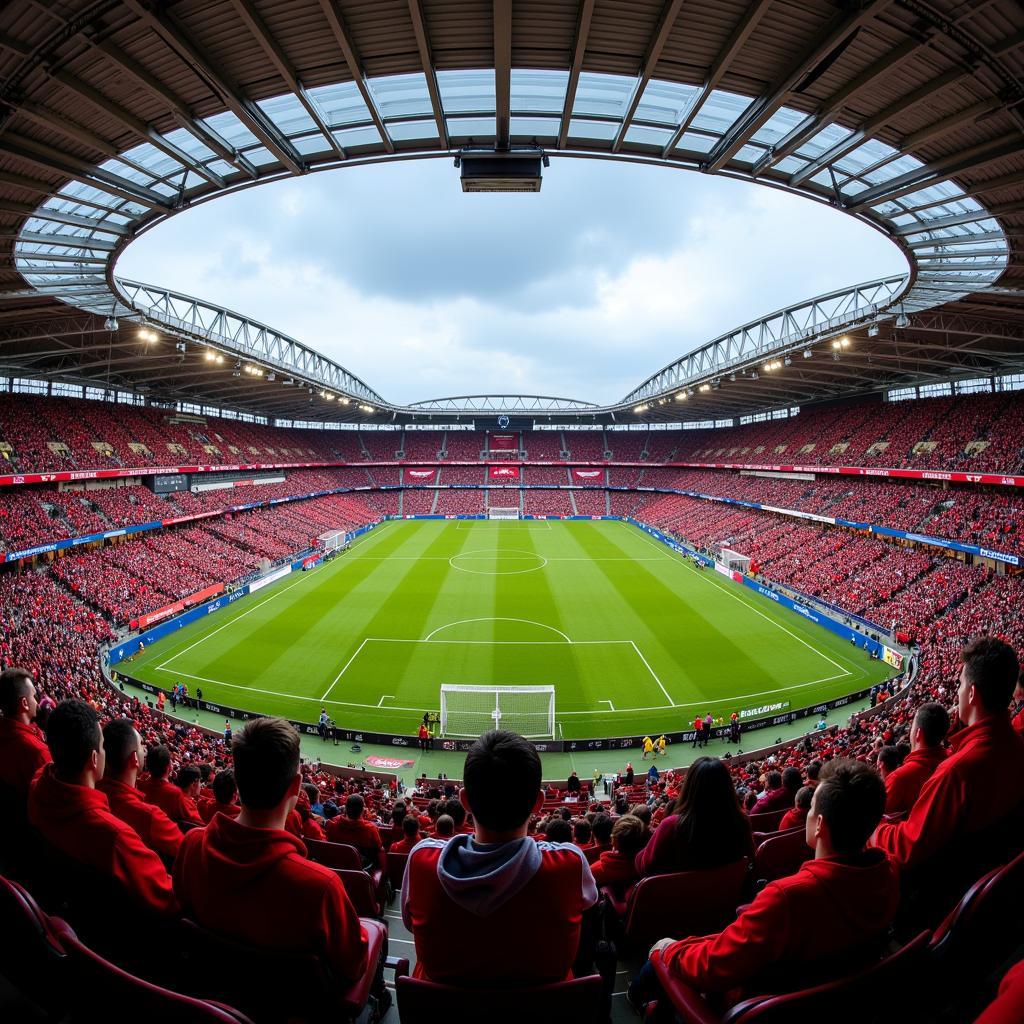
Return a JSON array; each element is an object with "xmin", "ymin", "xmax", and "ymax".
[
  {"xmin": 867, "ymin": 324, "xmax": 879, "ymax": 337},
  {"xmin": 103, "ymin": 317, "xmax": 119, "ymax": 331}
]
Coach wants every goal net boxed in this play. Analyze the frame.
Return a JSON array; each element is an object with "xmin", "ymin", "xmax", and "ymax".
[
  {"xmin": 488, "ymin": 507, "xmax": 520, "ymax": 520},
  {"xmin": 439, "ymin": 684, "xmax": 555, "ymax": 739},
  {"xmin": 317, "ymin": 530, "xmax": 347, "ymax": 552},
  {"xmin": 718, "ymin": 547, "xmax": 751, "ymax": 573}
]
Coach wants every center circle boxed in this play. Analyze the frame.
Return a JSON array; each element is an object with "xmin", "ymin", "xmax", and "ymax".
[{"xmin": 449, "ymin": 548, "xmax": 548, "ymax": 576}]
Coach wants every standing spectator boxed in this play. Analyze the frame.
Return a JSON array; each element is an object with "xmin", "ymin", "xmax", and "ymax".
[
  {"xmin": 0, "ymin": 666, "xmax": 51, "ymax": 799},
  {"xmin": 28, "ymin": 700, "xmax": 175, "ymax": 914},
  {"xmin": 635, "ymin": 757, "xmax": 753, "ymax": 878},
  {"xmin": 624, "ymin": 762, "xmax": 634, "ymax": 786},
  {"xmin": 642, "ymin": 735, "xmax": 653, "ymax": 760},
  {"xmin": 402, "ymin": 730, "xmax": 597, "ymax": 985},
  {"xmin": 223, "ymin": 720, "xmax": 233, "ymax": 745},
  {"xmin": 883, "ymin": 702, "xmax": 949, "ymax": 814},
  {"xmin": 691, "ymin": 717, "xmax": 702, "ymax": 749},
  {"xmin": 173, "ymin": 717, "xmax": 369, "ymax": 983},
  {"xmin": 566, "ymin": 771, "xmax": 581, "ymax": 794}
]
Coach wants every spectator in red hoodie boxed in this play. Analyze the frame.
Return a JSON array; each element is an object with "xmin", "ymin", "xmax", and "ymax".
[
  {"xmin": 0, "ymin": 666, "xmax": 51, "ymax": 798},
  {"xmin": 173, "ymin": 716, "xmax": 368, "ymax": 983},
  {"xmin": 390, "ymin": 814, "xmax": 422, "ymax": 854},
  {"xmin": 591, "ymin": 814, "xmax": 646, "ymax": 891},
  {"xmin": 326, "ymin": 793, "xmax": 385, "ymax": 869},
  {"xmin": 27, "ymin": 700, "xmax": 176, "ymax": 915},
  {"xmin": 138, "ymin": 744, "xmax": 203, "ymax": 826},
  {"xmin": 629, "ymin": 759, "xmax": 898, "ymax": 1008},
  {"xmin": 873, "ymin": 638, "xmax": 1024, "ymax": 870},
  {"xmin": 199, "ymin": 769, "xmax": 242, "ymax": 824},
  {"xmin": 779, "ymin": 786, "xmax": 814, "ymax": 831},
  {"xmin": 97, "ymin": 718, "xmax": 182, "ymax": 864},
  {"xmin": 402, "ymin": 729, "xmax": 597, "ymax": 985},
  {"xmin": 882, "ymin": 702, "xmax": 949, "ymax": 814}
]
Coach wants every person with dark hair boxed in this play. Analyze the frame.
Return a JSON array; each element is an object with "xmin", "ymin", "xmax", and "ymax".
[
  {"xmin": 175, "ymin": 765, "xmax": 203, "ymax": 822},
  {"xmin": 27, "ymin": 700, "xmax": 176, "ymax": 914},
  {"xmin": 402, "ymin": 730, "xmax": 597, "ymax": 984},
  {"xmin": 325, "ymin": 792, "xmax": 386, "ymax": 870},
  {"xmin": 591, "ymin": 814, "xmax": 646, "ymax": 890},
  {"xmin": 573, "ymin": 818, "xmax": 593, "ymax": 850},
  {"xmin": 882, "ymin": 702, "xmax": 949, "ymax": 815},
  {"xmin": 97, "ymin": 718, "xmax": 182, "ymax": 863},
  {"xmin": 444, "ymin": 796, "xmax": 470, "ymax": 834},
  {"xmin": 873, "ymin": 638, "xmax": 1024, "ymax": 868},
  {"xmin": 635, "ymin": 757, "xmax": 753, "ymax": 878},
  {"xmin": 779, "ymin": 786, "xmax": 814, "ymax": 831},
  {"xmin": 199, "ymin": 769, "xmax": 241, "ymax": 824},
  {"xmin": 630, "ymin": 760, "xmax": 898, "ymax": 1004},
  {"xmin": 755, "ymin": 769, "xmax": 792, "ymax": 813},
  {"xmin": 0, "ymin": 666, "xmax": 51, "ymax": 798},
  {"xmin": 390, "ymin": 814, "xmax": 422, "ymax": 854},
  {"xmin": 591, "ymin": 813, "xmax": 613, "ymax": 856},
  {"xmin": 434, "ymin": 814, "xmax": 455, "ymax": 840},
  {"xmin": 173, "ymin": 717, "xmax": 369, "ymax": 983},
  {"xmin": 544, "ymin": 817, "xmax": 573, "ymax": 843},
  {"xmin": 138, "ymin": 743, "xmax": 203, "ymax": 826},
  {"xmin": 877, "ymin": 745, "xmax": 903, "ymax": 781}
]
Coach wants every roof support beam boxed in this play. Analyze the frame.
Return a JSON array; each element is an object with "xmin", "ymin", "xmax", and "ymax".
[
  {"xmin": 85, "ymin": 34, "xmax": 258, "ymax": 178},
  {"xmin": 123, "ymin": 0, "xmax": 306, "ymax": 174},
  {"xmin": 558, "ymin": 0, "xmax": 596, "ymax": 149},
  {"xmin": 846, "ymin": 133, "xmax": 1022, "ymax": 211},
  {"xmin": 226, "ymin": 0, "xmax": 345, "ymax": 160},
  {"xmin": 493, "ymin": 0, "xmax": 512, "ymax": 150},
  {"xmin": 706, "ymin": 0, "xmax": 891, "ymax": 172},
  {"xmin": 752, "ymin": 34, "xmax": 925, "ymax": 175},
  {"xmin": 0, "ymin": 200, "xmax": 126, "ymax": 234},
  {"xmin": 612, "ymin": 0, "xmax": 685, "ymax": 153},
  {"xmin": 661, "ymin": 0, "xmax": 770, "ymax": 158},
  {"xmin": 407, "ymin": 0, "xmax": 448, "ymax": 147},
  {"xmin": 316, "ymin": 0, "xmax": 395, "ymax": 154}
]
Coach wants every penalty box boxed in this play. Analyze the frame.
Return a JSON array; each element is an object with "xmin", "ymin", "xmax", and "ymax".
[{"xmin": 322, "ymin": 636, "xmax": 674, "ymax": 712}]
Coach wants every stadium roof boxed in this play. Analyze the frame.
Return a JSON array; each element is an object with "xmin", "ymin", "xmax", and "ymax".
[{"xmin": 0, "ymin": 0, "xmax": 1022, "ymax": 425}]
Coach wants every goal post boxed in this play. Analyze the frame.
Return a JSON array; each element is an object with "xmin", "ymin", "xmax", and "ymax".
[
  {"xmin": 487, "ymin": 506, "xmax": 520, "ymax": 520},
  {"xmin": 439, "ymin": 684, "xmax": 555, "ymax": 739}
]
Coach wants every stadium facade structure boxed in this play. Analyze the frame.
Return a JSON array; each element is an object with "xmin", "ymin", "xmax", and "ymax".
[{"xmin": 0, "ymin": 0, "xmax": 1021, "ymax": 428}]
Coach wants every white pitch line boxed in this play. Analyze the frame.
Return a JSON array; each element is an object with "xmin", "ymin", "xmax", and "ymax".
[
  {"xmin": 424, "ymin": 617, "xmax": 572, "ymax": 643},
  {"xmin": 366, "ymin": 638, "xmax": 629, "ymax": 645},
  {"xmin": 599, "ymin": 699, "xmax": 617, "ymax": 711},
  {"xmin": 320, "ymin": 637, "xmax": 370, "ymax": 701},
  {"xmin": 377, "ymin": 694, "xmax": 395, "ymax": 707},
  {"xmin": 629, "ymin": 640, "xmax": 677, "ymax": 707},
  {"xmin": 623, "ymin": 522, "xmax": 853, "ymax": 679}
]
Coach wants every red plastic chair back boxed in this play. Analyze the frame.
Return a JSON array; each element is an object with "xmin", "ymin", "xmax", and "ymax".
[
  {"xmin": 331, "ymin": 866, "xmax": 382, "ymax": 917},
  {"xmin": 396, "ymin": 972, "xmax": 604, "ymax": 1024},
  {"xmin": 624, "ymin": 858, "xmax": 749, "ymax": 949},
  {"xmin": 753, "ymin": 828, "xmax": 812, "ymax": 883},
  {"xmin": 747, "ymin": 809, "xmax": 787, "ymax": 832},
  {"xmin": 387, "ymin": 850, "xmax": 409, "ymax": 891},
  {"xmin": 306, "ymin": 837, "xmax": 364, "ymax": 870}
]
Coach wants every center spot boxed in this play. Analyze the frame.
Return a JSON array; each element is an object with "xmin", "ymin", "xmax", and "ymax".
[{"xmin": 449, "ymin": 548, "xmax": 548, "ymax": 576}]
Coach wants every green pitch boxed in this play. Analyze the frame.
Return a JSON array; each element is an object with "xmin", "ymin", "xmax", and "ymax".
[{"xmin": 127, "ymin": 519, "xmax": 893, "ymax": 739}]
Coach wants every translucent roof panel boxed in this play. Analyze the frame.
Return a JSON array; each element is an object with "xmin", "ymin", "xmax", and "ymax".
[
  {"xmin": 751, "ymin": 106, "xmax": 805, "ymax": 146},
  {"xmin": 567, "ymin": 118, "xmax": 619, "ymax": 141},
  {"xmin": 635, "ymin": 79, "xmax": 700, "ymax": 126},
  {"xmin": 333, "ymin": 125, "xmax": 381, "ymax": 148},
  {"xmin": 201, "ymin": 111, "xmax": 260, "ymax": 149},
  {"xmin": 795, "ymin": 122, "xmax": 852, "ymax": 159},
  {"xmin": 625, "ymin": 124, "xmax": 674, "ymax": 147},
  {"xmin": 510, "ymin": 116, "xmax": 559, "ymax": 137},
  {"xmin": 691, "ymin": 89, "xmax": 751, "ymax": 136},
  {"xmin": 510, "ymin": 69, "xmax": 568, "ymax": 114},
  {"xmin": 293, "ymin": 134, "xmax": 333, "ymax": 156},
  {"xmin": 307, "ymin": 81, "xmax": 371, "ymax": 127},
  {"xmin": 120, "ymin": 142, "xmax": 185, "ymax": 178},
  {"xmin": 438, "ymin": 70, "xmax": 495, "ymax": 114},
  {"xmin": 257, "ymin": 94, "xmax": 318, "ymax": 136},
  {"xmin": 162, "ymin": 127, "xmax": 216, "ymax": 162},
  {"xmin": 97, "ymin": 158, "xmax": 159, "ymax": 188},
  {"xmin": 673, "ymin": 132, "xmax": 716, "ymax": 155},
  {"xmin": 571, "ymin": 72, "xmax": 637, "ymax": 119},
  {"xmin": 387, "ymin": 120, "xmax": 441, "ymax": 141},
  {"xmin": 367, "ymin": 73, "xmax": 433, "ymax": 120},
  {"xmin": 834, "ymin": 138, "xmax": 900, "ymax": 176},
  {"xmin": 733, "ymin": 144, "xmax": 764, "ymax": 164},
  {"xmin": 446, "ymin": 116, "xmax": 496, "ymax": 138}
]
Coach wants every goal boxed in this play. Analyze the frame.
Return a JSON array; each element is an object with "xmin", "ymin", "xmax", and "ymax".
[
  {"xmin": 317, "ymin": 530, "xmax": 347, "ymax": 552},
  {"xmin": 439, "ymin": 684, "xmax": 555, "ymax": 739},
  {"xmin": 488, "ymin": 507, "xmax": 520, "ymax": 520}
]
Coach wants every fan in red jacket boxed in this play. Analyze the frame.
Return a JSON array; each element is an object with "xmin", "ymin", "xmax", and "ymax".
[
  {"xmin": 882, "ymin": 702, "xmax": 949, "ymax": 815},
  {"xmin": 402, "ymin": 730, "xmax": 597, "ymax": 986},
  {"xmin": 630, "ymin": 760, "xmax": 898, "ymax": 1006},
  {"xmin": 198, "ymin": 768, "xmax": 242, "ymax": 824},
  {"xmin": 326, "ymin": 793, "xmax": 385, "ymax": 869},
  {"xmin": 174, "ymin": 717, "xmax": 368, "ymax": 984},
  {"xmin": 591, "ymin": 813, "xmax": 646, "ymax": 891},
  {"xmin": 0, "ymin": 667, "xmax": 52, "ymax": 799},
  {"xmin": 778, "ymin": 786, "xmax": 814, "ymax": 831},
  {"xmin": 137, "ymin": 744, "xmax": 204, "ymax": 826},
  {"xmin": 97, "ymin": 718, "xmax": 182, "ymax": 864},
  {"xmin": 27, "ymin": 700, "xmax": 176, "ymax": 916},
  {"xmin": 389, "ymin": 815, "xmax": 422, "ymax": 855},
  {"xmin": 872, "ymin": 640, "xmax": 1024, "ymax": 870},
  {"xmin": 976, "ymin": 959, "xmax": 1024, "ymax": 1024}
]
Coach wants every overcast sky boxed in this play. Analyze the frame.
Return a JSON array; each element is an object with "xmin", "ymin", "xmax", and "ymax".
[{"xmin": 118, "ymin": 157, "xmax": 907, "ymax": 406}]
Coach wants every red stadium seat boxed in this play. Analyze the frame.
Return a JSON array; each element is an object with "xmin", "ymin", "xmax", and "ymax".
[
  {"xmin": 747, "ymin": 809, "xmax": 788, "ymax": 832},
  {"xmin": 330, "ymin": 866, "xmax": 383, "ymax": 917},
  {"xmin": 305, "ymin": 836, "xmax": 363, "ymax": 870},
  {"xmin": 179, "ymin": 915, "xmax": 390, "ymax": 1023},
  {"xmin": 650, "ymin": 929, "xmax": 929, "ymax": 1024},
  {"xmin": 395, "ymin": 966, "xmax": 606, "ymax": 1024},
  {"xmin": 753, "ymin": 829, "xmax": 812, "ymax": 884},
  {"xmin": 387, "ymin": 850, "xmax": 409, "ymax": 893},
  {"xmin": 615, "ymin": 858, "xmax": 750, "ymax": 951}
]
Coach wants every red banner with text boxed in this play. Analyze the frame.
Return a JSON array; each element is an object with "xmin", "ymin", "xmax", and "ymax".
[
  {"xmin": 489, "ymin": 465, "xmax": 520, "ymax": 480},
  {"xmin": 572, "ymin": 468, "xmax": 605, "ymax": 482},
  {"xmin": 132, "ymin": 583, "xmax": 224, "ymax": 630},
  {"xmin": 403, "ymin": 467, "xmax": 438, "ymax": 483}
]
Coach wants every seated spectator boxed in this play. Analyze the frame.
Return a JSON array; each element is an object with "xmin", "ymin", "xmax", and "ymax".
[
  {"xmin": 753, "ymin": 770, "xmax": 789, "ymax": 813},
  {"xmin": 877, "ymin": 745, "xmax": 903, "ymax": 783},
  {"xmin": 325, "ymin": 793, "xmax": 385, "ymax": 870},
  {"xmin": 97, "ymin": 718, "xmax": 182, "ymax": 863},
  {"xmin": 883, "ymin": 702, "xmax": 949, "ymax": 814},
  {"xmin": 390, "ymin": 815, "xmax": 422, "ymax": 854},
  {"xmin": 591, "ymin": 814, "xmax": 646, "ymax": 890},
  {"xmin": 402, "ymin": 730, "xmax": 597, "ymax": 984},
  {"xmin": 544, "ymin": 817, "xmax": 573, "ymax": 843},
  {"xmin": 779, "ymin": 786, "xmax": 814, "ymax": 831},
  {"xmin": 591, "ymin": 813, "xmax": 613, "ymax": 855},
  {"xmin": 873, "ymin": 638, "xmax": 1024, "ymax": 869},
  {"xmin": 434, "ymin": 814, "xmax": 455, "ymax": 840},
  {"xmin": 173, "ymin": 717, "xmax": 368, "ymax": 983},
  {"xmin": 199, "ymin": 769, "xmax": 241, "ymax": 823},
  {"xmin": 635, "ymin": 757, "xmax": 754, "ymax": 877},
  {"xmin": 630, "ymin": 760, "xmax": 898, "ymax": 1004},
  {"xmin": 138, "ymin": 745, "xmax": 203, "ymax": 826},
  {"xmin": 573, "ymin": 818, "xmax": 593, "ymax": 850},
  {"xmin": 0, "ymin": 666, "xmax": 51, "ymax": 798},
  {"xmin": 444, "ymin": 797, "xmax": 471, "ymax": 834},
  {"xmin": 27, "ymin": 700, "xmax": 175, "ymax": 914},
  {"xmin": 293, "ymin": 788, "xmax": 325, "ymax": 841}
]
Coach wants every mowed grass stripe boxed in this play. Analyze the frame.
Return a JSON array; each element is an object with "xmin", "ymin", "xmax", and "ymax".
[{"xmin": 128, "ymin": 520, "xmax": 894, "ymax": 737}]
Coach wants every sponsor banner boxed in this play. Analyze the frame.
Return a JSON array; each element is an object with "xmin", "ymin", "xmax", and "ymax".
[
  {"xmin": 869, "ymin": 523, "xmax": 1019, "ymax": 567},
  {"xmin": 364, "ymin": 755, "xmax": 415, "ymax": 769},
  {"xmin": 883, "ymin": 646, "xmax": 904, "ymax": 670},
  {"xmin": 403, "ymin": 467, "xmax": 438, "ymax": 483},
  {"xmin": 133, "ymin": 583, "xmax": 224, "ymax": 630},
  {"xmin": 740, "ymin": 700, "xmax": 790, "ymax": 720},
  {"xmin": 302, "ymin": 553, "xmax": 322, "ymax": 571},
  {"xmin": 488, "ymin": 433, "xmax": 518, "ymax": 451},
  {"xmin": 572, "ymin": 468, "xmax": 604, "ymax": 481},
  {"xmin": 249, "ymin": 564, "xmax": 291, "ymax": 593},
  {"xmin": 488, "ymin": 465, "xmax": 520, "ymax": 480},
  {"xmin": 4, "ymin": 519, "xmax": 162, "ymax": 562}
]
